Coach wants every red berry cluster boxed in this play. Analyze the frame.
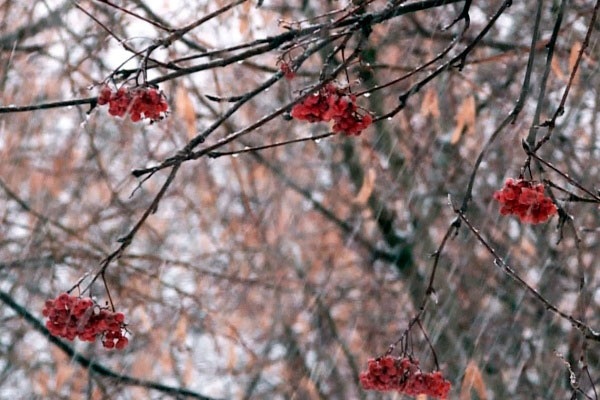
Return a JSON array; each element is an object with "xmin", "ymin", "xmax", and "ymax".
[
  {"xmin": 97, "ymin": 85, "xmax": 168, "ymax": 122},
  {"xmin": 493, "ymin": 178, "xmax": 558, "ymax": 224},
  {"xmin": 279, "ymin": 62, "xmax": 296, "ymax": 80},
  {"xmin": 359, "ymin": 356, "xmax": 451, "ymax": 399},
  {"xmin": 290, "ymin": 83, "xmax": 372, "ymax": 135},
  {"xmin": 42, "ymin": 293, "xmax": 129, "ymax": 350}
]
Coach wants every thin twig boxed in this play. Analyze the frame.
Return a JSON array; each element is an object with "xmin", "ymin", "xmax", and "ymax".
[
  {"xmin": 380, "ymin": 0, "xmax": 514, "ymax": 120},
  {"xmin": 207, "ymin": 133, "xmax": 333, "ymax": 158},
  {"xmin": 523, "ymin": 143, "xmax": 600, "ymax": 202},
  {"xmin": 525, "ymin": 0, "xmax": 566, "ymax": 147},
  {"xmin": 459, "ymin": 0, "xmax": 544, "ymax": 212},
  {"xmin": 0, "ymin": 290, "xmax": 222, "ymax": 400},
  {"xmin": 95, "ymin": 0, "xmax": 173, "ymax": 31},
  {"xmin": 535, "ymin": 0, "xmax": 600, "ymax": 150},
  {"xmin": 454, "ymin": 206, "xmax": 600, "ymax": 342},
  {"xmin": 83, "ymin": 164, "xmax": 181, "ymax": 294},
  {"xmin": 0, "ymin": 0, "xmax": 464, "ymax": 114}
]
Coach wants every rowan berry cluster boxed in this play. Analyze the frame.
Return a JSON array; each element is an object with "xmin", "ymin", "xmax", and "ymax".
[
  {"xmin": 290, "ymin": 83, "xmax": 372, "ymax": 135},
  {"xmin": 359, "ymin": 356, "xmax": 451, "ymax": 399},
  {"xmin": 493, "ymin": 178, "xmax": 557, "ymax": 224},
  {"xmin": 42, "ymin": 293, "xmax": 129, "ymax": 350},
  {"xmin": 279, "ymin": 62, "xmax": 296, "ymax": 80},
  {"xmin": 97, "ymin": 85, "xmax": 168, "ymax": 122}
]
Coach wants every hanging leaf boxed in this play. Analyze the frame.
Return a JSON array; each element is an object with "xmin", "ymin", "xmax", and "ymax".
[
  {"xmin": 34, "ymin": 370, "xmax": 50, "ymax": 397},
  {"xmin": 175, "ymin": 86, "xmax": 197, "ymax": 139},
  {"xmin": 173, "ymin": 314, "xmax": 188, "ymax": 344},
  {"xmin": 459, "ymin": 360, "xmax": 488, "ymax": 400},
  {"xmin": 421, "ymin": 87, "xmax": 440, "ymax": 119},
  {"xmin": 568, "ymin": 42, "xmax": 582, "ymax": 86},
  {"xmin": 54, "ymin": 362, "xmax": 75, "ymax": 392},
  {"xmin": 353, "ymin": 167, "xmax": 376, "ymax": 205},
  {"xmin": 451, "ymin": 95, "xmax": 476, "ymax": 144},
  {"xmin": 238, "ymin": 1, "xmax": 253, "ymax": 36},
  {"xmin": 551, "ymin": 57, "xmax": 566, "ymax": 82},
  {"xmin": 227, "ymin": 343, "xmax": 238, "ymax": 371}
]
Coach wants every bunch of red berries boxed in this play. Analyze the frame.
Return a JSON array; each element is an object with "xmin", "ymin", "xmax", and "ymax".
[
  {"xmin": 97, "ymin": 85, "xmax": 168, "ymax": 123},
  {"xmin": 43, "ymin": 293, "xmax": 129, "ymax": 350},
  {"xmin": 359, "ymin": 356, "xmax": 451, "ymax": 399},
  {"xmin": 278, "ymin": 62, "xmax": 296, "ymax": 80},
  {"xmin": 290, "ymin": 83, "xmax": 372, "ymax": 135},
  {"xmin": 493, "ymin": 178, "xmax": 558, "ymax": 224}
]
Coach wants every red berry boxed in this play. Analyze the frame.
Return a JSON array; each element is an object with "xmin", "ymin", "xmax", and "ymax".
[
  {"xmin": 115, "ymin": 337, "xmax": 129, "ymax": 349},
  {"xmin": 493, "ymin": 179, "xmax": 557, "ymax": 224},
  {"xmin": 290, "ymin": 84, "xmax": 372, "ymax": 135},
  {"xmin": 97, "ymin": 86, "xmax": 112, "ymax": 105},
  {"xmin": 97, "ymin": 86, "xmax": 168, "ymax": 122},
  {"xmin": 359, "ymin": 355, "xmax": 450, "ymax": 398},
  {"xmin": 43, "ymin": 293, "xmax": 129, "ymax": 350},
  {"xmin": 279, "ymin": 62, "xmax": 296, "ymax": 80}
]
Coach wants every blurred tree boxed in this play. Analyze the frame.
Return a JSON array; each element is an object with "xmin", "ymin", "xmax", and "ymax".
[{"xmin": 0, "ymin": 0, "xmax": 599, "ymax": 399}]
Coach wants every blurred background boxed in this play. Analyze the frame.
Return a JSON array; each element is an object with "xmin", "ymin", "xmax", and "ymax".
[{"xmin": 0, "ymin": 1, "xmax": 599, "ymax": 398}]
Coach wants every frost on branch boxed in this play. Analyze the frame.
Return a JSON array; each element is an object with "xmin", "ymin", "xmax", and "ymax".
[
  {"xmin": 359, "ymin": 355, "xmax": 451, "ymax": 399},
  {"xmin": 493, "ymin": 178, "xmax": 558, "ymax": 224},
  {"xmin": 97, "ymin": 85, "xmax": 169, "ymax": 123},
  {"xmin": 290, "ymin": 83, "xmax": 372, "ymax": 135},
  {"xmin": 43, "ymin": 293, "xmax": 129, "ymax": 350}
]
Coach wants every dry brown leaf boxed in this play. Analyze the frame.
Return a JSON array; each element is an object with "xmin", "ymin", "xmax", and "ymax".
[
  {"xmin": 173, "ymin": 314, "xmax": 188, "ymax": 344},
  {"xmin": 70, "ymin": 369, "xmax": 86, "ymax": 396},
  {"xmin": 129, "ymin": 276, "xmax": 152, "ymax": 297},
  {"xmin": 183, "ymin": 357, "xmax": 195, "ymax": 387},
  {"xmin": 131, "ymin": 387, "xmax": 150, "ymax": 399},
  {"xmin": 34, "ymin": 370, "xmax": 49, "ymax": 397},
  {"xmin": 551, "ymin": 57, "xmax": 566, "ymax": 82},
  {"xmin": 568, "ymin": 42, "xmax": 582, "ymax": 86},
  {"xmin": 133, "ymin": 305, "xmax": 153, "ymax": 331},
  {"xmin": 227, "ymin": 344, "xmax": 237, "ymax": 370},
  {"xmin": 175, "ymin": 86, "xmax": 197, "ymax": 139},
  {"xmin": 87, "ymin": 181, "xmax": 112, "ymax": 205},
  {"xmin": 28, "ymin": 171, "xmax": 47, "ymax": 199},
  {"xmin": 421, "ymin": 87, "xmax": 440, "ymax": 119},
  {"xmin": 54, "ymin": 362, "xmax": 74, "ymax": 392},
  {"xmin": 459, "ymin": 360, "xmax": 488, "ymax": 400},
  {"xmin": 451, "ymin": 95, "xmax": 476, "ymax": 144},
  {"xmin": 299, "ymin": 376, "xmax": 321, "ymax": 400},
  {"xmin": 238, "ymin": 2, "xmax": 251, "ymax": 36},
  {"xmin": 160, "ymin": 348, "xmax": 174, "ymax": 371},
  {"xmin": 353, "ymin": 168, "xmax": 376, "ymax": 205},
  {"xmin": 519, "ymin": 237, "xmax": 537, "ymax": 257},
  {"xmin": 91, "ymin": 387, "xmax": 105, "ymax": 400},
  {"xmin": 133, "ymin": 352, "xmax": 154, "ymax": 377}
]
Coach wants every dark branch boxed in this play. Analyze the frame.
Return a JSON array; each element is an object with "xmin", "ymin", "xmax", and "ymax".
[{"xmin": 0, "ymin": 290, "xmax": 223, "ymax": 400}]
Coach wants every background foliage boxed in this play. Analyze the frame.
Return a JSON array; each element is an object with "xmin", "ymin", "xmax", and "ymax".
[{"xmin": 0, "ymin": 0, "xmax": 599, "ymax": 399}]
